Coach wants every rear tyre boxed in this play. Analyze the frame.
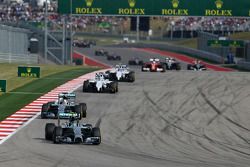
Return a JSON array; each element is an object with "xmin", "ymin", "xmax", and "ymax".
[
  {"xmin": 109, "ymin": 82, "xmax": 117, "ymax": 93},
  {"xmin": 45, "ymin": 123, "xmax": 55, "ymax": 140},
  {"xmin": 53, "ymin": 126, "xmax": 63, "ymax": 144},
  {"xmin": 128, "ymin": 71, "xmax": 135, "ymax": 82},
  {"xmin": 75, "ymin": 105, "xmax": 85, "ymax": 119},
  {"xmin": 92, "ymin": 127, "xmax": 101, "ymax": 145},
  {"xmin": 41, "ymin": 103, "xmax": 49, "ymax": 119},
  {"xmin": 80, "ymin": 103, "xmax": 87, "ymax": 118},
  {"xmin": 161, "ymin": 65, "xmax": 166, "ymax": 72},
  {"xmin": 176, "ymin": 64, "xmax": 181, "ymax": 70},
  {"xmin": 114, "ymin": 82, "xmax": 118, "ymax": 92},
  {"xmin": 82, "ymin": 80, "xmax": 89, "ymax": 92}
]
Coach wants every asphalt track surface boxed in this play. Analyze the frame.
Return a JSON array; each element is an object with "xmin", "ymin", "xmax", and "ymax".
[{"xmin": 1, "ymin": 46, "xmax": 250, "ymax": 167}]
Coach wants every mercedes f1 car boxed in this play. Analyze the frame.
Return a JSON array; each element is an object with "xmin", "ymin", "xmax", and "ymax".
[
  {"xmin": 187, "ymin": 60, "xmax": 207, "ymax": 71},
  {"xmin": 107, "ymin": 53, "xmax": 121, "ymax": 61},
  {"xmin": 41, "ymin": 93, "xmax": 87, "ymax": 119},
  {"xmin": 163, "ymin": 57, "xmax": 181, "ymax": 70},
  {"xmin": 141, "ymin": 58, "xmax": 166, "ymax": 72},
  {"xmin": 82, "ymin": 72, "xmax": 118, "ymax": 93},
  {"xmin": 105, "ymin": 64, "xmax": 135, "ymax": 82},
  {"xmin": 45, "ymin": 116, "xmax": 101, "ymax": 145},
  {"xmin": 95, "ymin": 49, "xmax": 108, "ymax": 56},
  {"xmin": 128, "ymin": 57, "xmax": 143, "ymax": 65}
]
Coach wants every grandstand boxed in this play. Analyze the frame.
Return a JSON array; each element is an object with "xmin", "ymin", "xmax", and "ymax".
[{"xmin": 0, "ymin": 0, "xmax": 249, "ymax": 65}]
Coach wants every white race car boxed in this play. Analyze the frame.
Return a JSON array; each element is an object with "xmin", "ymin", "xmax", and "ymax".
[
  {"xmin": 82, "ymin": 73, "xmax": 118, "ymax": 93},
  {"xmin": 105, "ymin": 64, "xmax": 135, "ymax": 82}
]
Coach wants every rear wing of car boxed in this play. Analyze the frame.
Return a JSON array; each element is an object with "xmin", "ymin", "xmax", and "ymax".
[
  {"xmin": 150, "ymin": 58, "xmax": 160, "ymax": 62},
  {"xmin": 58, "ymin": 93, "xmax": 76, "ymax": 99}
]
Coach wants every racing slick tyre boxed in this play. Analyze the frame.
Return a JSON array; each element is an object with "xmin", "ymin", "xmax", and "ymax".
[
  {"xmin": 41, "ymin": 103, "xmax": 50, "ymax": 119},
  {"xmin": 80, "ymin": 103, "xmax": 87, "ymax": 118},
  {"xmin": 161, "ymin": 65, "xmax": 166, "ymax": 72},
  {"xmin": 187, "ymin": 64, "xmax": 192, "ymax": 70},
  {"xmin": 75, "ymin": 105, "xmax": 86, "ymax": 119},
  {"xmin": 176, "ymin": 64, "xmax": 181, "ymax": 70},
  {"xmin": 109, "ymin": 82, "xmax": 117, "ymax": 93},
  {"xmin": 53, "ymin": 126, "xmax": 63, "ymax": 144},
  {"xmin": 45, "ymin": 123, "xmax": 55, "ymax": 140},
  {"xmin": 92, "ymin": 127, "xmax": 101, "ymax": 145},
  {"xmin": 128, "ymin": 71, "xmax": 135, "ymax": 82},
  {"xmin": 114, "ymin": 82, "xmax": 118, "ymax": 92},
  {"xmin": 109, "ymin": 73, "xmax": 117, "ymax": 81},
  {"xmin": 82, "ymin": 80, "xmax": 89, "ymax": 92}
]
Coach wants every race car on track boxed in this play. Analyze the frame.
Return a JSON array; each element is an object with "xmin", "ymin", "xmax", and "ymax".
[
  {"xmin": 95, "ymin": 49, "xmax": 108, "ymax": 56},
  {"xmin": 41, "ymin": 93, "xmax": 87, "ymax": 119},
  {"xmin": 73, "ymin": 40, "xmax": 91, "ymax": 48},
  {"xmin": 104, "ymin": 64, "xmax": 135, "ymax": 82},
  {"xmin": 45, "ymin": 116, "xmax": 101, "ymax": 145},
  {"xmin": 187, "ymin": 60, "xmax": 207, "ymax": 71},
  {"xmin": 128, "ymin": 57, "xmax": 143, "ymax": 65},
  {"xmin": 141, "ymin": 58, "xmax": 166, "ymax": 72},
  {"xmin": 107, "ymin": 53, "xmax": 121, "ymax": 61},
  {"xmin": 82, "ymin": 72, "xmax": 118, "ymax": 93},
  {"xmin": 163, "ymin": 57, "xmax": 181, "ymax": 70}
]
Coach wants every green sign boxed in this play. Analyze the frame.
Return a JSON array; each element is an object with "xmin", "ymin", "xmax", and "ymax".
[
  {"xmin": 0, "ymin": 80, "xmax": 6, "ymax": 93},
  {"xmin": 58, "ymin": 0, "xmax": 250, "ymax": 17},
  {"xmin": 18, "ymin": 66, "xmax": 40, "ymax": 78},
  {"xmin": 207, "ymin": 40, "xmax": 245, "ymax": 47}
]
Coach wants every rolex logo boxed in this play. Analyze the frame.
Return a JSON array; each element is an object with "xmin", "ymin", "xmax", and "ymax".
[
  {"xmin": 128, "ymin": 0, "xmax": 136, "ymax": 8},
  {"xmin": 85, "ymin": 0, "xmax": 93, "ymax": 7},
  {"xmin": 215, "ymin": 0, "xmax": 223, "ymax": 9},
  {"xmin": 27, "ymin": 67, "xmax": 32, "ymax": 73},
  {"xmin": 171, "ymin": 0, "xmax": 179, "ymax": 8}
]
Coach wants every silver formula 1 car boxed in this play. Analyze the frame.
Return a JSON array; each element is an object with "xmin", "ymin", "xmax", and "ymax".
[
  {"xmin": 105, "ymin": 64, "xmax": 135, "ymax": 82},
  {"xmin": 45, "ymin": 116, "xmax": 101, "ymax": 145},
  {"xmin": 164, "ymin": 57, "xmax": 181, "ymax": 70},
  {"xmin": 82, "ymin": 72, "xmax": 118, "ymax": 93},
  {"xmin": 41, "ymin": 93, "xmax": 87, "ymax": 119}
]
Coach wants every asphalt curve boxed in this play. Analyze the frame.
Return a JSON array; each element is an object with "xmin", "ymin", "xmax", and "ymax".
[{"xmin": 0, "ymin": 47, "xmax": 250, "ymax": 167}]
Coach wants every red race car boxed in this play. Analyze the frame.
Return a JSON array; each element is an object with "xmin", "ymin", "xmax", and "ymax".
[{"xmin": 141, "ymin": 58, "xmax": 166, "ymax": 72}]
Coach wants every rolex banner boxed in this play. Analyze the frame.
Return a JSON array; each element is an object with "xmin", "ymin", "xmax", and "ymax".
[
  {"xmin": 0, "ymin": 80, "xmax": 6, "ymax": 93},
  {"xmin": 18, "ymin": 66, "xmax": 40, "ymax": 78},
  {"xmin": 58, "ymin": 0, "xmax": 250, "ymax": 17}
]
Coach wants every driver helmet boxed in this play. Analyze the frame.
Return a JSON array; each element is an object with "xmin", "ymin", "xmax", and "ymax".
[{"xmin": 59, "ymin": 97, "xmax": 64, "ymax": 104}]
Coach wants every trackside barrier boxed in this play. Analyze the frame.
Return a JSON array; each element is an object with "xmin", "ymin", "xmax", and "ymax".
[{"xmin": 118, "ymin": 43, "xmax": 223, "ymax": 63}]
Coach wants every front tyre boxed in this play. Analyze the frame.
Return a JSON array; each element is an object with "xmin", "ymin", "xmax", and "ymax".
[
  {"xmin": 53, "ymin": 126, "xmax": 63, "ymax": 144},
  {"xmin": 92, "ymin": 127, "xmax": 101, "ymax": 145},
  {"xmin": 45, "ymin": 123, "xmax": 55, "ymax": 140}
]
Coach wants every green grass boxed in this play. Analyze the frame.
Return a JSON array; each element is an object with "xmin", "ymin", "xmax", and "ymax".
[
  {"xmin": 0, "ymin": 67, "xmax": 97, "ymax": 121},
  {"xmin": 0, "ymin": 64, "xmax": 95, "ymax": 92}
]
